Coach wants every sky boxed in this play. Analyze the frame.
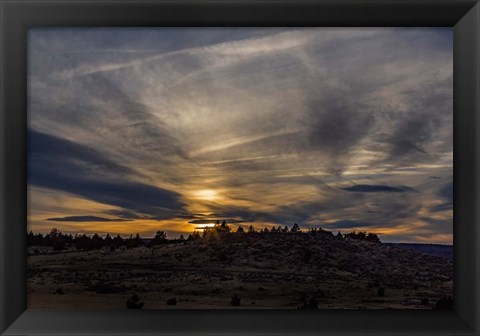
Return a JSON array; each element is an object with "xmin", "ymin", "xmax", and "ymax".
[{"xmin": 27, "ymin": 28, "xmax": 453, "ymax": 243}]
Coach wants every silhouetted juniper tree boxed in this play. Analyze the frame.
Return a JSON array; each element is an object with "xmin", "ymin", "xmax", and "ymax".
[
  {"xmin": 152, "ymin": 230, "xmax": 167, "ymax": 245},
  {"xmin": 166, "ymin": 298, "xmax": 177, "ymax": 306},
  {"xmin": 298, "ymin": 297, "xmax": 318, "ymax": 309},
  {"xmin": 435, "ymin": 296, "xmax": 453, "ymax": 309},
  {"xmin": 126, "ymin": 293, "xmax": 144, "ymax": 309},
  {"xmin": 231, "ymin": 294, "xmax": 241, "ymax": 306}
]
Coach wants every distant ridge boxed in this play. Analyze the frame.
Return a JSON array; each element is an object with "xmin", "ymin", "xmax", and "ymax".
[{"xmin": 385, "ymin": 243, "xmax": 453, "ymax": 261}]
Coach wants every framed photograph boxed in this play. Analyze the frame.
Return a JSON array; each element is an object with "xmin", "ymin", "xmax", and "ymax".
[{"xmin": 1, "ymin": 0, "xmax": 479, "ymax": 335}]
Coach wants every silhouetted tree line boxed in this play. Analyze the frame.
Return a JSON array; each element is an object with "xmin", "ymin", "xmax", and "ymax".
[
  {"xmin": 27, "ymin": 228, "xmax": 74, "ymax": 251},
  {"xmin": 28, "ymin": 224, "xmax": 381, "ymax": 251},
  {"xmin": 27, "ymin": 228, "xmax": 184, "ymax": 251},
  {"xmin": 343, "ymin": 231, "xmax": 381, "ymax": 243},
  {"xmin": 187, "ymin": 221, "xmax": 381, "ymax": 243}
]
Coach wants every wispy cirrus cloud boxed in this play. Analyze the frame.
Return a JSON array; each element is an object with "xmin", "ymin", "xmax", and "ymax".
[{"xmin": 342, "ymin": 185, "xmax": 414, "ymax": 193}]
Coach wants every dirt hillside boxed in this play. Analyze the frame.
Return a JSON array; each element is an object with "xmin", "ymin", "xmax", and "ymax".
[{"xmin": 27, "ymin": 232, "xmax": 453, "ymax": 309}]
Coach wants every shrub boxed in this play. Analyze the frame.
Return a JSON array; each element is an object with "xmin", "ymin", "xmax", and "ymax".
[
  {"xmin": 298, "ymin": 297, "xmax": 318, "ymax": 309},
  {"xmin": 231, "ymin": 294, "xmax": 241, "ymax": 306},
  {"xmin": 166, "ymin": 298, "xmax": 177, "ymax": 306},
  {"xmin": 291, "ymin": 223, "xmax": 301, "ymax": 233},
  {"xmin": 126, "ymin": 293, "xmax": 144, "ymax": 309},
  {"xmin": 435, "ymin": 296, "xmax": 453, "ymax": 309},
  {"xmin": 421, "ymin": 297, "xmax": 429, "ymax": 306},
  {"xmin": 377, "ymin": 287, "xmax": 385, "ymax": 297},
  {"xmin": 53, "ymin": 287, "xmax": 64, "ymax": 295}
]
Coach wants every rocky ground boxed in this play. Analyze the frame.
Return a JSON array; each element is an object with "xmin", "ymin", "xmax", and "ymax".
[{"xmin": 27, "ymin": 232, "xmax": 453, "ymax": 309}]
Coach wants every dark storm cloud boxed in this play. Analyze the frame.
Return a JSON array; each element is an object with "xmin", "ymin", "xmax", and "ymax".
[
  {"xmin": 342, "ymin": 184, "xmax": 413, "ymax": 193},
  {"xmin": 28, "ymin": 129, "xmax": 186, "ymax": 218},
  {"xmin": 47, "ymin": 216, "xmax": 132, "ymax": 222}
]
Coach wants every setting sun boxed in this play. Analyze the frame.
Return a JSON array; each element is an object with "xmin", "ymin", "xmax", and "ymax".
[{"xmin": 193, "ymin": 189, "xmax": 219, "ymax": 201}]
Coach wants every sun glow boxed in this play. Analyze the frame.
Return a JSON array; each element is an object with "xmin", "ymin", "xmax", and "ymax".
[
  {"xmin": 195, "ymin": 223, "xmax": 216, "ymax": 228},
  {"xmin": 193, "ymin": 189, "xmax": 219, "ymax": 201}
]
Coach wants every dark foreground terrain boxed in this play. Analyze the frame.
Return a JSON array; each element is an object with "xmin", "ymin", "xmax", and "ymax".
[{"xmin": 27, "ymin": 232, "xmax": 453, "ymax": 309}]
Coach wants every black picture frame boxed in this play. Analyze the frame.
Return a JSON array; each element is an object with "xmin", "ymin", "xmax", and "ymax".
[{"xmin": 1, "ymin": 0, "xmax": 479, "ymax": 335}]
